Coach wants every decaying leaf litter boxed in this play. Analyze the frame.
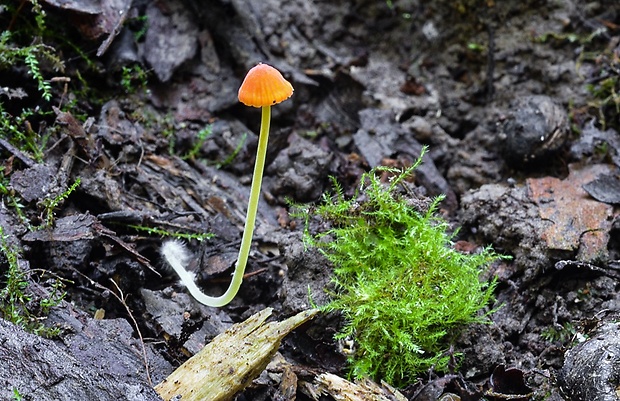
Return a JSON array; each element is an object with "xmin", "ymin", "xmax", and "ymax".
[{"xmin": 1, "ymin": 0, "xmax": 620, "ymax": 400}]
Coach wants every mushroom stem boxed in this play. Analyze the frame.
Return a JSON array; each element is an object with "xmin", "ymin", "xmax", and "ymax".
[
  {"xmin": 225, "ymin": 104, "xmax": 272, "ymax": 303},
  {"xmin": 162, "ymin": 106, "xmax": 271, "ymax": 307}
]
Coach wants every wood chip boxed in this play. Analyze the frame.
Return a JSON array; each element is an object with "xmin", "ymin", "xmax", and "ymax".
[{"xmin": 155, "ymin": 308, "xmax": 318, "ymax": 401}]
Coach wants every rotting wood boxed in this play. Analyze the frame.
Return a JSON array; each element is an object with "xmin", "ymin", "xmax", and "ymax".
[
  {"xmin": 309, "ymin": 372, "xmax": 408, "ymax": 401},
  {"xmin": 155, "ymin": 307, "xmax": 319, "ymax": 401}
]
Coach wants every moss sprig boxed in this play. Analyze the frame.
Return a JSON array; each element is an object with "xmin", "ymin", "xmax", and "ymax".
[
  {"xmin": 39, "ymin": 178, "xmax": 81, "ymax": 228},
  {"xmin": 0, "ymin": 31, "xmax": 64, "ymax": 102},
  {"xmin": 301, "ymin": 149, "xmax": 502, "ymax": 385},
  {"xmin": 0, "ymin": 227, "xmax": 65, "ymax": 337}
]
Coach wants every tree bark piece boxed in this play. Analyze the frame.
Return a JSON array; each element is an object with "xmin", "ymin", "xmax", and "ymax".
[
  {"xmin": 155, "ymin": 308, "xmax": 318, "ymax": 401},
  {"xmin": 310, "ymin": 372, "xmax": 408, "ymax": 401},
  {"xmin": 0, "ymin": 316, "xmax": 163, "ymax": 401}
]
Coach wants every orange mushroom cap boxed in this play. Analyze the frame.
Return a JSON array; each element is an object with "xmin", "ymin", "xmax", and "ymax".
[{"xmin": 238, "ymin": 63, "xmax": 294, "ymax": 108}]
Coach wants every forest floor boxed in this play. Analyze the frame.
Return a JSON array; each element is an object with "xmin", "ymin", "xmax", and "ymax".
[{"xmin": 1, "ymin": 1, "xmax": 620, "ymax": 400}]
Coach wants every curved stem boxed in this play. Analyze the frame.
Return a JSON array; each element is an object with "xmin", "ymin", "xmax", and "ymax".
[
  {"xmin": 223, "ymin": 105, "xmax": 271, "ymax": 302},
  {"xmin": 163, "ymin": 106, "xmax": 271, "ymax": 307}
]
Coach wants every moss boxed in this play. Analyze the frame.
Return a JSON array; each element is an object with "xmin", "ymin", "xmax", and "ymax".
[
  {"xmin": 301, "ymin": 150, "xmax": 502, "ymax": 386},
  {"xmin": 0, "ymin": 227, "xmax": 66, "ymax": 337}
]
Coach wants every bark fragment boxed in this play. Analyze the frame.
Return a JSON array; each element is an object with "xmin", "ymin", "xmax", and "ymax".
[{"xmin": 155, "ymin": 308, "xmax": 318, "ymax": 401}]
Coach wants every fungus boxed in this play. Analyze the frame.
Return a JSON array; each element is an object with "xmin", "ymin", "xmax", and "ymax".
[
  {"xmin": 238, "ymin": 63, "xmax": 294, "ymax": 108},
  {"xmin": 162, "ymin": 63, "xmax": 293, "ymax": 307}
]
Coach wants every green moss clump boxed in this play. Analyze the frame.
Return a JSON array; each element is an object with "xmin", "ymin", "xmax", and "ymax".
[{"xmin": 302, "ymin": 151, "xmax": 501, "ymax": 386}]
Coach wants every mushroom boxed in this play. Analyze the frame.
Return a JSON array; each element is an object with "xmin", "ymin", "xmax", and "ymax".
[
  {"xmin": 238, "ymin": 63, "xmax": 294, "ymax": 108},
  {"xmin": 162, "ymin": 63, "xmax": 293, "ymax": 307}
]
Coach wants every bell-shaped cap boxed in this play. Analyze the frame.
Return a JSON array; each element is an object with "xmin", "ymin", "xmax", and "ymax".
[{"xmin": 238, "ymin": 63, "xmax": 294, "ymax": 108}]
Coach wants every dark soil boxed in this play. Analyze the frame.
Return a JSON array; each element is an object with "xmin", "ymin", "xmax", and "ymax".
[{"xmin": 1, "ymin": 0, "xmax": 620, "ymax": 400}]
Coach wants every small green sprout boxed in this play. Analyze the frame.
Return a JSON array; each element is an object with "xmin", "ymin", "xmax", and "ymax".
[
  {"xmin": 39, "ymin": 178, "xmax": 81, "ymax": 228},
  {"xmin": 300, "ymin": 150, "xmax": 502, "ymax": 385},
  {"xmin": 215, "ymin": 132, "xmax": 247, "ymax": 169},
  {"xmin": 12, "ymin": 387, "xmax": 23, "ymax": 401},
  {"xmin": 162, "ymin": 63, "xmax": 293, "ymax": 307},
  {"xmin": 120, "ymin": 64, "xmax": 149, "ymax": 94},
  {"xmin": 0, "ymin": 31, "xmax": 62, "ymax": 102},
  {"xmin": 0, "ymin": 226, "xmax": 65, "ymax": 337},
  {"xmin": 127, "ymin": 224, "xmax": 214, "ymax": 242},
  {"xmin": 0, "ymin": 104, "xmax": 53, "ymax": 163},
  {"xmin": 541, "ymin": 322, "xmax": 576, "ymax": 345},
  {"xmin": 181, "ymin": 124, "xmax": 212, "ymax": 161}
]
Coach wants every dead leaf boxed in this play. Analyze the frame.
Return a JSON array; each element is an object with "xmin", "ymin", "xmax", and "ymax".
[
  {"xmin": 527, "ymin": 164, "xmax": 614, "ymax": 262},
  {"xmin": 583, "ymin": 173, "xmax": 620, "ymax": 204}
]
